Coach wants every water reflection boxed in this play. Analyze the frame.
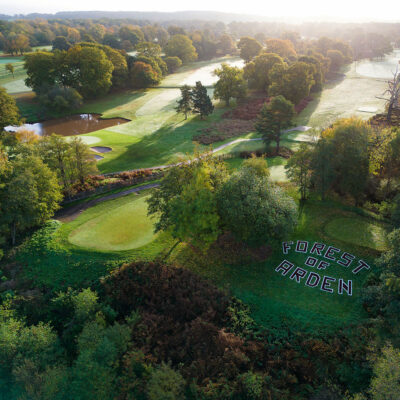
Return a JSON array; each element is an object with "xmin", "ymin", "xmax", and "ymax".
[{"xmin": 5, "ymin": 113, "xmax": 129, "ymax": 137}]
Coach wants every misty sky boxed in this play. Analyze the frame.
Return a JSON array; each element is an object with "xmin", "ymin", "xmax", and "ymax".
[{"xmin": 1, "ymin": 0, "xmax": 399, "ymax": 22}]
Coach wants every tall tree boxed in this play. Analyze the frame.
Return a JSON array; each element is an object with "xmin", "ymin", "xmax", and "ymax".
[
  {"xmin": 377, "ymin": 67, "xmax": 400, "ymax": 123},
  {"xmin": 5, "ymin": 63, "xmax": 14, "ymax": 78},
  {"xmin": 217, "ymin": 164, "xmax": 297, "ymax": 246},
  {"xmin": 66, "ymin": 45, "xmax": 114, "ymax": 99},
  {"xmin": 52, "ymin": 36, "xmax": 71, "ymax": 51},
  {"xmin": 269, "ymin": 61, "xmax": 315, "ymax": 105},
  {"xmin": 255, "ymin": 96, "xmax": 295, "ymax": 153},
  {"xmin": 369, "ymin": 345, "xmax": 400, "ymax": 400},
  {"xmin": 24, "ymin": 51, "xmax": 57, "ymax": 93},
  {"xmin": 243, "ymin": 52, "xmax": 286, "ymax": 92},
  {"xmin": 0, "ymin": 155, "xmax": 62, "ymax": 244},
  {"xmin": 165, "ymin": 35, "xmax": 197, "ymax": 64},
  {"xmin": 237, "ymin": 37, "xmax": 262, "ymax": 63},
  {"xmin": 175, "ymin": 85, "xmax": 193, "ymax": 120},
  {"xmin": 69, "ymin": 137, "xmax": 98, "ymax": 185},
  {"xmin": 37, "ymin": 134, "xmax": 72, "ymax": 192},
  {"xmin": 0, "ymin": 87, "xmax": 20, "ymax": 130},
  {"xmin": 129, "ymin": 61, "xmax": 160, "ymax": 88},
  {"xmin": 191, "ymin": 81, "xmax": 214, "ymax": 119},
  {"xmin": 164, "ymin": 56, "xmax": 182, "ymax": 73},
  {"xmin": 285, "ymin": 143, "xmax": 313, "ymax": 200},
  {"xmin": 265, "ymin": 38, "xmax": 297, "ymax": 60},
  {"xmin": 147, "ymin": 154, "xmax": 227, "ymax": 249},
  {"xmin": 213, "ymin": 63, "xmax": 247, "ymax": 106}
]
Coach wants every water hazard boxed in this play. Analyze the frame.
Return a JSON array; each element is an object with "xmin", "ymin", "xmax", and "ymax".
[{"xmin": 5, "ymin": 113, "xmax": 129, "ymax": 136}]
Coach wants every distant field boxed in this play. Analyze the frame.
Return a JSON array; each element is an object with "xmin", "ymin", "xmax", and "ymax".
[
  {"xmin": 0, "ymin": 56, "xmax": 28, "ymax": 93},
  {"xmin": 295, "ymin": 64, "xmax": 387, "ymax": 130}
]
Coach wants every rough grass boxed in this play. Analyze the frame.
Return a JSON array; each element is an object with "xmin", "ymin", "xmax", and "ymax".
[
  {"xmin": 171, "ymin": 196, "xmax": 387, "ymax": 331},
  {"xmin": 324, "ymin": 217, "xmax": 389, "ymax": 251},
  {"xmin": 68, "ymin": 195, "xmax": 157, "ymax": 251}
]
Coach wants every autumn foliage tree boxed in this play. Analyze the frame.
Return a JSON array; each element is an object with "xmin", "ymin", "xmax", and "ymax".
[
  {"xmin": 213, "ymin": 63, "xmax": 247, "ymax": 106},
  {"xmin": 128, "ymin": 61, "xmax": 160, "ymax": 88},
  {"xmin": 165, "ymin": 34, "xmax": 198, "ymax": 64},
  {"xmin": 237, "ymin": 37, "xmax": 262, "ymax": 62}
]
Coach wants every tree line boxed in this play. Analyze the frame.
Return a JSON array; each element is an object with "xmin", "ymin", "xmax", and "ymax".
[{"xmin": 0, "ymin": 89, "xmax": 98, "ymax": 246}]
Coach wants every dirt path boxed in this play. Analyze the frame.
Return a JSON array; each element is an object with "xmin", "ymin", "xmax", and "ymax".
[{"xmin": 55, "ymin": 183, "xmax": 160, "ymax": 222}]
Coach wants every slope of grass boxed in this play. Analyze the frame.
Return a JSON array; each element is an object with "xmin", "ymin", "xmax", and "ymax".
[
  {"xmin": 295, "ymin": 64, "xmax": 387, "ymax": 131},
  {"xmin": 325, "ymin": 217, "xmax": 389, "ymax": 251},
  {"xmin": 68, "ymin": 195, "xmax": 157, "ymax": 251},
  {"xmin": 171, "ymin": 196, "xmax": 388, "ymax": 331}
]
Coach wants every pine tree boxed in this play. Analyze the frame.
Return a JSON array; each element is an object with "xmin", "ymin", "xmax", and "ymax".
[
  {"xmin": 175, "ymin": 85, "xmax": 192, "ymax": 120},
  {"xmin": 191, "ymin": 81, "xmax": 214, "ymax": 119}
]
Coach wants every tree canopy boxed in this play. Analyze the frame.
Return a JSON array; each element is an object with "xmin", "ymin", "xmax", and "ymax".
[{"xmin": 213, "ymin": 63, "xmax": 247, "ymax": 106}]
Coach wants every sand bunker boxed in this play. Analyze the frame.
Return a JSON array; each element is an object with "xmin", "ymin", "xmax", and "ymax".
[
  {"xmin": 94, "ymin": 155, "xmax": 104, "ymax": 161},
  {"xmin": 91, "ymin": 146, "xmax": 112, "ymax": 153},
  {"xmin": 357, "ymin": 107, "xmax": 378, "ymax": 113}
]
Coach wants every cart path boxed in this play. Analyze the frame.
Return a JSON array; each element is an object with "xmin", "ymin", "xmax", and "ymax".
[{"xmin": 55, "ymin": 183, "xmax": 160, "ymax": 222}]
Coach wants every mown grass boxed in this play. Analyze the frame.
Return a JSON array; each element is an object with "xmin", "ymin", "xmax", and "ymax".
[
  {"xmin": 68, "ymin": 194, "xmax": 157, "ymax": 251},
  {"xmin": 295, "ymin": 64, "xmax": 387, "ymax": 131},
  {"xmin": 18, "ymin": 190, "xmax": 174, "ymax": 290}
]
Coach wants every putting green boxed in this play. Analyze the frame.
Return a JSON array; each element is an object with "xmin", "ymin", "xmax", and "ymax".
[
  {"xmin": 324, "ymin": 217, "xmax": 389, "ymax": 251},
  {"xmin": 68, "ymin": 195, "xmax": 157, "ymax": 251}
]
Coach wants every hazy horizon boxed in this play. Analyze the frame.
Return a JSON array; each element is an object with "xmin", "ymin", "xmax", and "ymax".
[{"xmin": 1, "ymin": 1, "xmax": 400, "ymax": 23}]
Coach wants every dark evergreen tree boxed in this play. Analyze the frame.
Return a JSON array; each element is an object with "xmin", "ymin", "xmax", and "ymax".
[
  {"xmin": 191, "ymin": 81, "xmax": 214, "ymax": 119},
  {"xmin": 175, "ymin": 85, "xmax": 193, "ymax": 120}
]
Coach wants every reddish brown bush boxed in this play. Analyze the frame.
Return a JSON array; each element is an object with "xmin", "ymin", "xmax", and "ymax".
[
  {"xmin": 222, "ymin": 96, "xmax": 270, "ymax": 120},
  {"xmin": 239, "ymin": 147, "xmax": 293, "ymax": 159}
]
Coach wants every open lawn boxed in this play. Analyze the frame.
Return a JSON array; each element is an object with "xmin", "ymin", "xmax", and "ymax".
[
  {"xmin": 295, "ymin": 64, "xmax": 387, "ymax": 131},
  {"xmin": 325, "ymin": 217, "xmax": 388, "ymax": 251},
  {"xmin": 226, "ymin": 155, "xmax": 289, "ymax": 182},
  {"xmin": 18, "ymin": 189, "xmax": 174, "ymax": 289},
  {"xmin": 0, "ymin": 56, "xmax": 28, "ymax": 93}
]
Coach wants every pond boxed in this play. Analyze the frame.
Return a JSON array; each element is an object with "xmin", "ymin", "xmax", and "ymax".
[
  {"xmin": 356, "ymin": 49, "xmax": 400, "ymax": 79},
  {"xmin": 5, "ymin": 113, "xmax": 129, "ymax": 137}
]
